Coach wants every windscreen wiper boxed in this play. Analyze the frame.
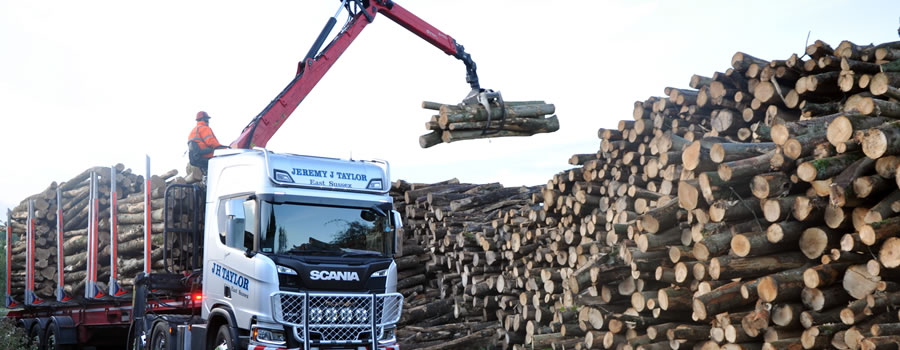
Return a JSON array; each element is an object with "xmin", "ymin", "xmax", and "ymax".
[
  {"xmin": 285, "ymin": 247, "xmax": 342, "ymax": 256},
  {"xmin": 341, "ymin": 251, "xmax": 384, "ymax": 258},
  {"xmin": 370, "ymin": 205, "xmax": 386, "ymax": 217}
]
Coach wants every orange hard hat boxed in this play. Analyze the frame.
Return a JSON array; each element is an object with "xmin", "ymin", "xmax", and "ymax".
[{"xmin": 196, "ymin": 111, "xmax": 210, "ymax": 121}]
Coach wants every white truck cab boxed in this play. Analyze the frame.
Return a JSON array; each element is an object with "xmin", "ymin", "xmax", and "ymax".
[{"xmin": 203, "ymin": 148, "xmax": 403, "ymax": 350}]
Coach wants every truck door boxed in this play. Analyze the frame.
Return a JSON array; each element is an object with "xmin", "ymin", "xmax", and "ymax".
[{"xmin": 204, "ymin": 196, "xmax": 264, "ymax": 328}]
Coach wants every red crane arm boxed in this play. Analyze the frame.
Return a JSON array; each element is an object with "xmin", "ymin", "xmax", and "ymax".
[{"xmin": 231, "ymin": 0, "xmax": 481, "ymax": 149}]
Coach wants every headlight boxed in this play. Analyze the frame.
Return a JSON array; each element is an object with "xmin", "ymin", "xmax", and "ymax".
[
  {"xmin": 276, "ymin": 265, "xmax": 298, "ymax": 275},
  {"xmin": 252, "ymin": 326, "xmax": 286, "ymax": 345},
  {"xmin": 310, "ymin": 307, "xmax": 323, "ymax": 323}
]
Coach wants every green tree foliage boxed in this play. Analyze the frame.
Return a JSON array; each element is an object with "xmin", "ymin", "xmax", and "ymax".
[{"xmin": 0, "ymin": 318, "xmax": 36, "ymax": 350}]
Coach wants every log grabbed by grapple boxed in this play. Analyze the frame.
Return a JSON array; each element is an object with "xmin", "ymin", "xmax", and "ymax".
[{"xmin": 418, "ymin": 94, "xmax": 559, "ymax": 148}]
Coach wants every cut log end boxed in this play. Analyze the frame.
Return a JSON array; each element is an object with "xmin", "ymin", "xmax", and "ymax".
[
  {"xmin": 683, "ymin": 142, "xmax": 703, "ymax": 171},
  {"xmin": 880, "ymin": 237, "xmax": 900, "ymax": 268},
  {"xmin": 797, "ymin": 162, "xmax": 818, "ymax": 183},
  {"xmin": 862, "ymin": 129, "xmax": 889, "ymax": 160},
  {"xmin": 758, "ymin": 276, "xmax": 778, "ymax": 302},
  {"xmin": 783, "ymin": 139, "xmax": 803, "ymax": 160},
  {"xmin": 730, "ymin": 234, "xmax": 751, "ymax": 257},
  {"xmin": 691, "ymin": 298, "xmax": 708, "ymax": 321},
  {"xmin": 710, "ymin": 144, "xmax": 726, "ymax": 163},
  {"xmin": 799, "ymin": 228, "xmax": 829, "ymax": 259},
  {"xmin": 827, "ymin": 115, "xmax": 855, "ymax": 146},
  {"xmin": 802, "ymin": 269, "xmax": 821, "ymax": 289},
  {"xmin": 771, "ymin": 124, "xmax": 791, "ymax": 145}
]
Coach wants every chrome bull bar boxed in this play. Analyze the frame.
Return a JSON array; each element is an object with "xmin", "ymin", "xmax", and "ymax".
[{"xmin": 271, "ymin": 292, "xmax": 403, "ymax": 348}]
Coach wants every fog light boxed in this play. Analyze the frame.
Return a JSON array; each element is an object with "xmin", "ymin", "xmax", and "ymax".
[
  {"xmin": 355, "ymin": 307, "xmax": 369, "ymax": 323},
  {"xmin": 340, "ymin": 307, "xmax": 354, "ymax": 323},
  {"xmin": 325, "ymin": 307, "xmax": 338, "ymax": 323},
  {"xmin": 379, "ymin": 325, "xmax": 396, "ymax": 342},
  {"xmin": 310, "ymin": 307, "xmax": 323, "ymax": 323}
]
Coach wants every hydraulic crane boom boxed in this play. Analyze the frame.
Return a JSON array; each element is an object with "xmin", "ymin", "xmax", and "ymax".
[{"xmin": 231, "ymin": 0, "xmax": 495, "ymax": 149}]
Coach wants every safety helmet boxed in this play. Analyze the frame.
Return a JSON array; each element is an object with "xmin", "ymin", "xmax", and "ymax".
[{"xmin": 196, "ymin": 111, "xmax": 210, "ymax": 121}]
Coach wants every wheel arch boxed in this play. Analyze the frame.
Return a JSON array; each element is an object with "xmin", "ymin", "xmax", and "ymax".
[
  {"xmin": 207, "ymin": 304, "xmax": 241, "ymax": 348},
  {"xmin": 46, "ymin": 316, "xmax": 78, "ymax": 345}
]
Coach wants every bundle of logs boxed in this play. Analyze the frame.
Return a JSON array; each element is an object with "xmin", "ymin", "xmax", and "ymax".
[
  {"xmin": 418, "ymin": 101, "xmax": 559, "ymax": 148},
  {"xmin": 392, "ymin": 38, "xmax": 900, "ymax": 350},
  {"xmin": 6, "ymin": 164, "xmax": 203, "ymax": 301}
]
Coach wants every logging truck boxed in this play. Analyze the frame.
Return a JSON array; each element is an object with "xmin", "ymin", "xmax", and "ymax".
[{"xmin": 6, "ymin": 148, "xmax": 404, "ymax": 350}]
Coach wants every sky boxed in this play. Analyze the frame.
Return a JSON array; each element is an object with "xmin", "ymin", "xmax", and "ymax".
[{"xmin": 1, "ymin": 0, "xmax": 899, "ymax": 216}]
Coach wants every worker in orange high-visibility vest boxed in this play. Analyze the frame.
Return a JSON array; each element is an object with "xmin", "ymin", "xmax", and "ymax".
[{"xmin": 187, "ymin": 111, "xmax": 228, "ymax": 173}]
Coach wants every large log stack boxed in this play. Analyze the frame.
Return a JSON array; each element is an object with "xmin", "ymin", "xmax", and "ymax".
[
  {"xmin": 394, "ymin": 38, "xmax": 900, "ymax": 350},
  {"xmin": 6, "ymin": 164, "xmax": 202, "ymax": 301}
]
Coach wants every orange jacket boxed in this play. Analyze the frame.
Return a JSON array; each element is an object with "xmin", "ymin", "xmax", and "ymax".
[{"xmin": 188, "ymin": 121, "xmax": 223, "ymax": 159}]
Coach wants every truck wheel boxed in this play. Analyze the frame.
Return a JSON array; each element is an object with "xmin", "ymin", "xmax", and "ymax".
[
  {"xmin": 150, "ymin": 323, "xmax": 171, "ymax": 350},
  {"xmin": 211, "ymin": 325, "xmax": 234, "ymax": 350},
  {"xmin": 130, "ymin": 329, "xmax": 144, "ymax": 350},
  {"xmin": 28, "ymin": 324, "xmax": 44, "ymax": 350},
  {"xmin": 44, "ymin": 325, "xmax": 74, "ymax": 350}
]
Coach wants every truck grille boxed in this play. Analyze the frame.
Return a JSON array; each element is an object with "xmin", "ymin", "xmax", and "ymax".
[{"xmin": 272, "ymin": 292, "xmax": 403, "ymax": 344}]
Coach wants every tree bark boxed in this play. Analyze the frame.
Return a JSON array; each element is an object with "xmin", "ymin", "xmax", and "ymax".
[
  {"xmin": 796, "ymin": 152, "xmax": 864, "ymax": 182},
  {"xmin": 693, "ymin": 281, "xmax": 755, "ymax": 321},
  {"xmin": 751, "ymin": 172, "xmax": 793, "ymax": 199},
  {"xmin": 709, "ymin": 252, "xmax": 810, "ymax": 281},
  {"xmin": 757, "ymin": 267, "xmax": 809, "ymax": 303},
  {"xmin": 638, "ymin": 198, "xmax": 680, "ymax": 234}
]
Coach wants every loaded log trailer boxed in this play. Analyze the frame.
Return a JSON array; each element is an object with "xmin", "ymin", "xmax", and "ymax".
[{"xmin": 4, "ymin": 0, "xmax": 521, "ymax": 348}]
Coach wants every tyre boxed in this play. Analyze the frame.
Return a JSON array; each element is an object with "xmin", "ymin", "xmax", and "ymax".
[
  {"xmin": 44, "ymin": 325, "xmax": 74, "ymax": 350},
  {"xmin": 211, "ymin": 325, "xmax": 234, "ymax": 350},
  {"xmin": 130, "ymin": 328, "xmax": 144, "ymax": 350},
  {"xmin": 149, "ymin": 322, "xmax": 171, "ymax": 350},
  {"xmin": 28, "ymin": 324, "xmax": 44, "ymax": 350}
]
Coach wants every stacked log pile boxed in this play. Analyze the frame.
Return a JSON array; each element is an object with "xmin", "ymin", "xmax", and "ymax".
[
  {"xmin": 391, "ymin": 178, "xmax": 544, "ymax": 349},
  {"xmin": 394, "ymin": 38, "xmax": 900, "ymax": 350},
  {"xmin": 6, "ymin": 164, "xmax": 202, "ymax": 300},
  {"xmin": 418, "ymin": 101, "xmax": 559, "ymax": 148}
]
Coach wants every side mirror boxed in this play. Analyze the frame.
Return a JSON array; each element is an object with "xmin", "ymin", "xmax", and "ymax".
[
  {"xmin": 224, "ymin": 198, "xmax": 247, "ymax": 249},
  {"xmin": 225, "ymin": 217, "xmax": 245, "ymax": 248},
  {"xmin": 225, "ymin": 199, "xmax": 245, "ymax": 219},
  {"xmin": 391, "ymin": 210, "xmax": 403, "ymax": 255}
]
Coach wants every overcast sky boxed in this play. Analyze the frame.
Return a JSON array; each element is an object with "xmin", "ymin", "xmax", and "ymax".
[{"xmin": 1, "ymin": 1, "xmax": 899, "ymax": 216}]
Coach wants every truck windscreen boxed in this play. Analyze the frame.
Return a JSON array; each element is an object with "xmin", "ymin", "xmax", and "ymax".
[{"xmin": 258, "ymin": 202, "xmax": 390, "ymax": 256}]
